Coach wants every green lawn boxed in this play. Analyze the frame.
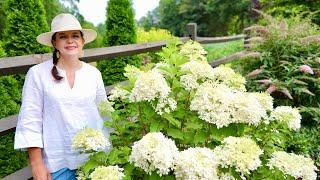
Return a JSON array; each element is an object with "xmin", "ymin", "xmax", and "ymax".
[{"xmin": 203, "ymin": 40, "xmax": 244, "ymax": 62}]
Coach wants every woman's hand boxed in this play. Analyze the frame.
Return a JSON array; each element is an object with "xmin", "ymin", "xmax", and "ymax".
[
  {"xmin": 27, "ymin": 147, "xmax": 52, "ymax": 180},
  {"xmin": 31, "ymin": 161, "xmax": 52, "ymax": 180}
]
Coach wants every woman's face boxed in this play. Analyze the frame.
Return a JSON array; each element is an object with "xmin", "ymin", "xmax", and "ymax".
[{"xmin": 53, "ymin": 30, "xmax": 84, "ymax": 57}]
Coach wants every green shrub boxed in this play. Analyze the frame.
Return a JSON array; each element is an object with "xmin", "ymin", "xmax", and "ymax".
[
  {"xmin": 231, "ymin": 12, "xmax": 320, "ymax": 172},
  {"xmin": 0, "ymin": 72, "xmax": 27, "ymax": 179},
  {"xmin": 2, "ymin": 0, "xmax": 50, "ymax": 56},
  {"xmin": 97, "ymin": 0, "xmax": 140, "ymax": 85},
  {"xmin": 78, "ymin": 40, "xmax": 317, "ymax": 179},
  {"xmin": 288, "ymin": 127, "xmax": 320, "ymax": 167},
  {"xmin": 136, "ymin": 27, "xmax": 177, "ymax": 64},
  {"xmin": 136, "ymin": 27, "xmax": 176, "ymax": 43},
  {"xmin": 0, "ymin": 132, "xmax": 28, "ymax": 178},
  {"xmin": 0, "ymin": 0, "xmax": 50, "ymax": 177},
  {"xmin": 0, "ymin": 42, "xmax": 5, "ymax": 57}
]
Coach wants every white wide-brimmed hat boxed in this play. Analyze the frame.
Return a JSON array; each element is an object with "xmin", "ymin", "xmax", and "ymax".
[{"xmin": 36, "ymin": 13, "xmax": 97, "ymax": 46}]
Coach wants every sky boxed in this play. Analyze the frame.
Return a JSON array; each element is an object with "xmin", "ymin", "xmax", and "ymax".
[{"xmin": 77, "ymin": 0, "xmax": 160, "ymax": 26}]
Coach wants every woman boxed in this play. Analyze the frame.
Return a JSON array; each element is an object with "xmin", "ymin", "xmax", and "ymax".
[{"xmin": 14, "ymin": 13, "xmax": 108, "ymax": 180}]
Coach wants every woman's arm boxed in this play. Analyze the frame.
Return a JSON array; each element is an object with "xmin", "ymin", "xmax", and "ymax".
[{"xmin": 28, "ymin": 147, "xmax": 51, "ymax": 180}]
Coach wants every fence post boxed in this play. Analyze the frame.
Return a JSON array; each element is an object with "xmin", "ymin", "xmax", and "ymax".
[
  {"xmin": 186, "ymin": 23, "xmax": 197, "ymax": 40},
  {"xmin": 243, "ymin": 29, "xmax": 250, "ymax": 50}
]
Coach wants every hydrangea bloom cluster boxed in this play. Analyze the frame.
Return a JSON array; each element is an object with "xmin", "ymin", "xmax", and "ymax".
[
  {"xmin": 129, "ymin": 70, "xmax": 171, "ymax": 102},
  {"xmin": 180, "ymin": 74, "xmax": 199, "ymax": 91},
  {"xmin": 250, "ymin": 92, "xmax": 274, "ymax": 111},
  {"xmin": 230, "ymin": 92, "xmax": 267, "ymax": 125},
  {"xmin": 180, "ymin": 60, "xmax": 215, "ymax": 81},
  {"xmin": 211, "ymin": 65, "xmax": 246, "ymax": 91},
  {"xmin": 190, "ymin": 82, "xmax": 266, "ymax": 128},
  {"xmin": 76, "ymin": 170, "xmax": 85, "ymax": 180},
  {"xmin": 267, "ymin": 151, "xmax": 317, "ymax": 180},
  {"xmin": 72, "ymin": 128, "xmax": 111, "ymax": 152},
  {"xmin": 97, "ymin": 100, "xmax": 115, "ymax": 117},
  {"xmin": 190, "ymin": 82, "xmax": 234, "ymax": 128},
  {"xmin": 179, "ymin": 40, "xmax": 207, "ymax": 61},
  {"xmin": 108, "ymin": 85, "xmax": 130, "ymax": 101},
  {"xmin": 154, "ymin": 97, "xmax": 177, "ymax": 115},
  {"xmin": 219, "ymin": 173, "xmax": 236, "ymax": 180},
  {"xmin": 129, "ymin": 132, "xmax": 178, "ymax": 176},
  {"xmin": 213, "ymin": 136, "xmax": 263, "ymax": 175},
  {"xmin": 89, "ymin": 165, "xmax": 125, "ymax": 180},
  {"xmin": 173, "ymin": 147, "xmax": 218, "ymax": 180},
  {"xmin": 270, "ymin": 106, "xmax": 301, "ymax": 130}
]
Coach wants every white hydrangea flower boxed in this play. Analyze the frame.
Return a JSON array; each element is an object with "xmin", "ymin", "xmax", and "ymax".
[
  {"xmin": 270, "ymin": 106, "xmax": 301, "ymax": 130},
  {"xmin": 155, "ymin": 97, "xmax": 177, "ymax": 115},
  {"xmin": 230, "ymin": 92, "xmax": 267, "ymax": 125},
  {"xmin": 129, "ymin": 132, "xmax": 178, "ymax": 176},
  {"xmin": 180, "ymin": 60, "xmax": 215, "ymax": 81},
  {"xmin": 89, "ymin": 166, "xmax": 125, "ymax": 180},
  {"xmin": 213, "ymin": 136, "xmax": 263, "ymax": 175},
  {"xmin": 250, "ymin": 92, "xmax": 274, "ymax": 111},
  {"xmin": 211, "ymin": 65, "xmax": 246, "ymax": 91},
  {"xmin": 173, "ymin": 147, "xmax": 219, "ymax": 180},
  {"xmin": 180, "ymin": 74, "xmax": 199, "ymax": 91},
  {"xmin": 179, "ymin": 40, "xmax": 207, "ymax": 61},
  {"xmin": 76, "ymin": 170, "xmax": 86, "ymax": 180},
  {"xmin": 190, "ymin": 82, "xmax": 267, "ymax": 128},
  {"xmin": 219, "ymin": 173, "xmax": 236, "ymax": 180},
  {"xmin": 108, "ymin": 85, "xmax": 130, "ymax": 101},
  {"xmin": 129, "ymin": 70, "xmax": 171, "ymax": 102},
  {"xmin": 268, "ymin": 151, "xmax": 317, "ymax": 180},
  {"xmin": 72, "ymin": 128, "xmax": 111, "ymax": 153},
  {"xmin": 98, "ymin": 100, "xmax": 115, "ymax": 117},
  {"xmin": 190, "ymin": 82, "xmax": 234, "ymax": 128}
]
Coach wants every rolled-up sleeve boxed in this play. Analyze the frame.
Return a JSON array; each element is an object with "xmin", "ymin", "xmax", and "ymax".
[{"xmin": 14, "ymin": 67, "xmax": 43, "ymax": 150}]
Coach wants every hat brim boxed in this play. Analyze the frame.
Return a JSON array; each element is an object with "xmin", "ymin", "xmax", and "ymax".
[{"xmin": 36, "ymin": 29, "xmax": 97, "ymax": 47}]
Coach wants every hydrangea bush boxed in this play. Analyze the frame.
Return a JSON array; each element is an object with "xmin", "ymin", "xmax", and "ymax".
[{"xmin": 76, "ymin": 40, "xmax": 317, "ymax": 179}]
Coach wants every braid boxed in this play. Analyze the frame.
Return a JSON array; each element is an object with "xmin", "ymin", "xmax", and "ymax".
[
  {"xmin": 51, "ymin": 48, "xmax": 63, "ymax": 81},
  {"xmin": 51, "ymin": 33, "xmax": 63, "ymax": 81}
]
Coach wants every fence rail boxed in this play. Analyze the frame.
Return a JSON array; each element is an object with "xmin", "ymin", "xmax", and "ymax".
[{"xmin": 0, "ymin": 23, "xmax": 247, "ymax": 179}]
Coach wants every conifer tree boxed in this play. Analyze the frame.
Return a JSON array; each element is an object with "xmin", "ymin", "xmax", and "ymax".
[
  {"xmin": 97, "ymin": 0, "xmax": 140, "ymax": 85},
  {"xmin": 2, "ymin": 0, "xmax": 50, "ymax": 56}
]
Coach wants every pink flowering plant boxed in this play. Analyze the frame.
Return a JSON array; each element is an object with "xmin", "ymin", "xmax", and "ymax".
[
  {"xmin": 76, "ymin": 40, "xmax": 317, "ymax": 180},
  {"xmin": 233, "ymin": 11, "xmax": 320, "ymax": 171}
]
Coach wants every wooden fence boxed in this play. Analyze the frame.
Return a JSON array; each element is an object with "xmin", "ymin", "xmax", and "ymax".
[{"xmin": 0, "ymin": 23, "xmax": 248, "ymax": 180}]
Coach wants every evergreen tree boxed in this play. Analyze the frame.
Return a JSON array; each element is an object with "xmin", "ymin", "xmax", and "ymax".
[
  {"xmin": 0, "ymin": 0, "xmax": 5, "ymax": 38},
  {"xmin": 42, "ymin": 0, "xmax": 69, "ymax": 25},
  {"xmin": 97, "ymin": 0, "xmax": 140, "ymax": 85},
  {"xmin": 0, "ymin": 0, "xmax": 50, "ymax": 177},
  {"xmin": 0, "ymin": 42, "xmax": 5, "ymax": 57},
  {"xmin": 2, "ymin": 0, "xmax": 50, "ymax": 56}
]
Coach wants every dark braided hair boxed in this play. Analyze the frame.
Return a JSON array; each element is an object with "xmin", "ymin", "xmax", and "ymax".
[{"xmin": 51, "ymin": 33, "xmax": 63, "ymax": 81}]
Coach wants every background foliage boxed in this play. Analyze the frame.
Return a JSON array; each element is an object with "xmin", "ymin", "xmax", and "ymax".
[
  {"xmin": 0, "ymin": 0, "xmax": 51, "ymax": 177},
  {"xmin": 97, "ymin": 0, "xmax": 141, "ymax": 85},
  {"xmin": 231, "ymin": 13, "xmax": 320, "ymax": 169},
  {"xmin": 0, "ymin": 0, "xmax": 319, "ymax": 178}
]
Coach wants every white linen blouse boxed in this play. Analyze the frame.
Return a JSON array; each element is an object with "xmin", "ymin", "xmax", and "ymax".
[{"xmin": 14, "ymin": 59, "xmax": 108, "ymax": 173}]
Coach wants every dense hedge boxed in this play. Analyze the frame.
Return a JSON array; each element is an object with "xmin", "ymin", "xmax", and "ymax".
[
  {"xmin": 97, "ymin": 0, "xmax": 140, "ymax": 85},
  {"xmin": 0, "ymin": 0, "xmax": 50, "ymax": 177},
  {"xmin": 0, "ymin": 46, "xmax": 27, "ymax": 178},
  {"xmin": 2, "ymin": 0, "xmax": 50, "ymax": 56}
]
